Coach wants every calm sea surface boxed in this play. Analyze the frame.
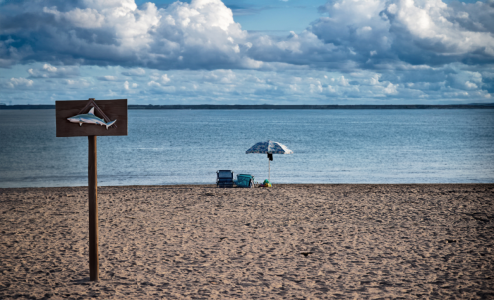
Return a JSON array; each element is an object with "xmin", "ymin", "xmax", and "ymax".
[{"xmin": 0, "ymin": 109, "xmax": 493, "ymax": 188}]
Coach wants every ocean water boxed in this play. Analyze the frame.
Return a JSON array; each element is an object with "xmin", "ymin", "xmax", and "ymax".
[{"xmin": 0, "ymin": 109, "xmax": 493, "ymax": 188}]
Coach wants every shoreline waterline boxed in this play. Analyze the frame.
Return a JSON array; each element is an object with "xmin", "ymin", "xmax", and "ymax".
[{"xmin": 2, "ymin": 182, "xmax": 494, "ymax": 190}]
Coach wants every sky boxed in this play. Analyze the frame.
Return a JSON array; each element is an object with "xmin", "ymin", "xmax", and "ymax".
[{"xmin": 0, "ymin": 0, "xmax": 493, "ymax": 105}]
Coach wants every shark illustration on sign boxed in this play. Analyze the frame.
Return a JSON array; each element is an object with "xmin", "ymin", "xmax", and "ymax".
[{"xmin": 67, "ymin": 107, "xmax": 117, "ymax": 129}]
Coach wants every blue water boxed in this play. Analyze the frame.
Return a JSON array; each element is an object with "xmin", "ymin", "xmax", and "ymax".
[{"xmin": 0, "ymin": 109, "xmax": 493, "ymax": 188}]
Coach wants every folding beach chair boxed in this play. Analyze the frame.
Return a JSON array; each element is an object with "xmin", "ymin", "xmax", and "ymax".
[
  {"xmin": 234, "ymin": 174, "xmax": 254, "ymax": 188},
  {"xmin": 216, "ymin": 170, "xmax": 234, "ymax": 188}
]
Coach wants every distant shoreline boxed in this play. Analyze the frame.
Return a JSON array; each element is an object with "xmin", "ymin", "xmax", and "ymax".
[{"xmin": 1, "ymin": 104, "xmax": 494, "ymax": 110}]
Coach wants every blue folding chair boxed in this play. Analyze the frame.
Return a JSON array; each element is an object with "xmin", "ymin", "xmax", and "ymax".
[{"xmin": 216, "ymin": 170, "xmax": 234, "ymax": 188}]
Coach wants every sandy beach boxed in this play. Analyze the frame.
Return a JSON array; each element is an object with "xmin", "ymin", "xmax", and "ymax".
[{"xmin": 1, "ymin": 184, "xmax": 493, "ymax": 299}]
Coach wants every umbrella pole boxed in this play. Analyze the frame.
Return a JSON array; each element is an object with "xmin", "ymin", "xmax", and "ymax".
[{"xmin": 268, "ymin": 159, "xmax": 270, "ymax": 182}]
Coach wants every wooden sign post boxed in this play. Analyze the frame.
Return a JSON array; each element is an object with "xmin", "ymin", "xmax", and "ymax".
[{"xmin": 56, "ymin": 98, "xmax": 128, "ymax": 281}]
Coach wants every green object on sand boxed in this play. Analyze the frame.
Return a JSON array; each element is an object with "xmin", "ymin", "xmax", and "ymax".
[{"xmin": 262, "ymin": 179, "xmax": 272, "ymax": 187}]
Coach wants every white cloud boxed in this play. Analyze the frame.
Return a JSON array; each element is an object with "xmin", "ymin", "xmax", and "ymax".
[
  {"xmin": 122, "ymin": 68, "xmax": 146, "ymax": 76},
  {"xmin": 147, "ymin": 81, "xmax": 160, "ymax": 88},
  {"xmin": 27, "ymin": 64, "xmax": 79, "ymax": 78},
  {"xmin": 1, "ymin": 65, "xmax": 492, "ymax": 104},
  {"xmin": 124, "ymin": 80, "xmax": 138, "ymax": 90},
  {"xmin": 313, "ymin": 0, "xmax": 494, "ymax": 66},
  {"xmin": 369, "ymin": 74, "xmax": 381, "ymax": 85},
  {"xmin": 385, "ymin": 0, "xmax": 494, "ymax": 57},
  {"xmin": 339, "ymin": 76, "xmax": 349, "ymax": 86},
  {"xmin": 383, "ymin": 82, "xmax": 398, "ymax": 95},
  {"xmin": 43, "ymin": 64, "xmax": 57, "ymax": 72},
  {"xmin": 43, "ymin": 7, "xmax": 106, "ymax": 29},
  {"xmin": 465, "ymin": 81, "xmax": 477, "ymax": 90},
  {"xmin": 6, "ymin": 77, "xmax": 33, "ymax": 88},
  {"xmin": 98, "ymin": 75, "xmax": 117, "ymax": 81},
  {"xmin": 310, "ymin": 81, "xmax": 323, "ymax": 93},
  {"xmin": 160, "ymin": 74, "xmax": 170, "ymax": 84},
  {"xmin": 0, "ymin": 0, "xmax": 259, "ymax": 69},
  {"xmin": 202, "ymin": 69, "xmax": 236, "ymax": 83},
  {"xmin": 446, "ymin": 68, "xmax": 483, "ymax": 90},
  {"xmin": 62, "ymin": 78, "xmax": 91, "ymax": 87}
]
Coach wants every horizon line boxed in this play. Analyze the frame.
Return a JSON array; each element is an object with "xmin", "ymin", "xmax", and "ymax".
[{"xmin": 1, "ymin": 103, "xmax": 494, "ymax": 110}]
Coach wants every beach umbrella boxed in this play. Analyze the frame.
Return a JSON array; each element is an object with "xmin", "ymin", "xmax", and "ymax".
[{"xmin": 246, "ymin": 140, "xmax": 293, "ymax": 182}]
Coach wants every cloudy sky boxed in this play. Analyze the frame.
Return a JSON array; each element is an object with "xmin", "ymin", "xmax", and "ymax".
[{"xmin": 1, "ymin": 0, "xmax": 493, "ymax": 105}]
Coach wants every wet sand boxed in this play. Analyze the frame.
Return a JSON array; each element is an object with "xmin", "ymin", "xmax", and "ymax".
[{"xmin": 1, "ymin": 184, "xmax": 493, "ymax": 299}]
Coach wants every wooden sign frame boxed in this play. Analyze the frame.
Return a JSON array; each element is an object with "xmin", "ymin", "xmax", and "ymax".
[
  {"xmin": 56, "ymin": 99, "xmax": 127, "ymax": 137},
  {"xmin": 56, "ymin": 98, "xmax": 128, "ymax": 281}
]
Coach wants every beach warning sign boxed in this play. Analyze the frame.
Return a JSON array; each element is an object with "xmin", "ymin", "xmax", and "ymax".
[
  {"xmin": 56, "ymin": 98, "xmax": 127, "ymax": 137},
  {"xmin": 56, "ymin": 98, "xmax": 128, "ymax": 281}
]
